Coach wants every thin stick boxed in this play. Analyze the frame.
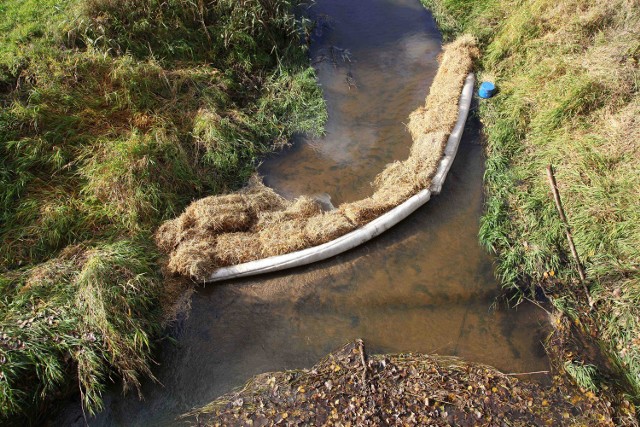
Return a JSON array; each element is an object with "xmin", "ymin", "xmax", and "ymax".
[
  {"xmin": 524, "ymin": 296, "xmax": 552, "ymax": 316},
  {"xmin": 357, "ymin": 339, "xmax": 367, "ymax": 387},
  {"xmin": 504, "ymin": 370, "xmax": 550, "ymax": 376},
  {"xmin": 546, "ymin": 165, "xmax": 593, "ymax": 308}
]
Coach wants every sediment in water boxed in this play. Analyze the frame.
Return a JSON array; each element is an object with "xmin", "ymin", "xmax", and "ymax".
[{"xmin": 156, "ymin": 35, "xmax": 479, "ymax": 281}]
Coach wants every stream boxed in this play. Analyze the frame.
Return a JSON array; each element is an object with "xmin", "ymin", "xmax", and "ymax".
[{"xmin": 54, "ymin": 1, "xmax": 549, "ymax": 425}]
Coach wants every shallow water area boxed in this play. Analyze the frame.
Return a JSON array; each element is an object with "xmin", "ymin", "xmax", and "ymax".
[
  {"xmin": 54, "ymin": 1, "xmax": 549, "ymax": 425},
  {"xmin": 259, "ymin": 0, "xmax": 441, "ymax": 204}
]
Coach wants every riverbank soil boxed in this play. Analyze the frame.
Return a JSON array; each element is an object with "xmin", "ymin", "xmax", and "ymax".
[
  {"xmin": 0, "ymin": 0, "xmax": 324, "ymax": 423},
  {"xmin": 421, "ymin": 0, "xmax": 640, "ymax": 419},
  {"xmin": 188, "ymin": 340, "xmax": 616, "ymax": 426}
]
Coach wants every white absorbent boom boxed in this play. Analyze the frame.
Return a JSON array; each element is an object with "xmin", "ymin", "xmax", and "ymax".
[{"xmin": 206, "ymin": 73, "xmax": 475, "ymax": 283}]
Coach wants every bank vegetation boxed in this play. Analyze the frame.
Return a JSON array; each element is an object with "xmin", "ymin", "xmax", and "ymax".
[
  {"xmin": 422, "ymin": 0, "xmax": 640, "ymax": 412},
  {"xmin": 0, "ymin": 0, "xmax": 324, "ymax": 422}
]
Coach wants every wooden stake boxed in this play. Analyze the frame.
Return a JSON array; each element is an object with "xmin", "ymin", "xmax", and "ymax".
[
  {"xmin": 357, "ymin": 339, "xmax": 367, "ymax": 386},
  {"xmin": 546, "ymin": 165, "xmax": 594, "ymax": 308}
]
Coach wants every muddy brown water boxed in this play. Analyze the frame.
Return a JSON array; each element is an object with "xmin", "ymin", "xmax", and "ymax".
[
  {"xmin": 53, "ymin": 1, "xmax": 548, "ymax": 425},
  {"xmin": 259, "ymin": 0, "xmax": 441, "ymax": 204}
]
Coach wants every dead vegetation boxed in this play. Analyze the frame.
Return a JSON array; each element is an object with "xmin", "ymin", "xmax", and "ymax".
[
  {"xmin": 157, "ymin": 35, "xmax": 479, "ymax": 281},
  {"xmin": 186, "ymin": 340, "xmax": 617, "ymax": 426}
]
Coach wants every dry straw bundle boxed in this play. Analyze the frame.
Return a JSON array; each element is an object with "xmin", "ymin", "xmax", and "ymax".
[{"xmin": 157, "ymin": 35, "xmax": 478, "ymax": 280}]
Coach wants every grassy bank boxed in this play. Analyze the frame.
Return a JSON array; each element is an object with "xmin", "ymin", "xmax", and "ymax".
[
  {"xmin": 0, "ymin": 0, "xmax": 325, "ymax": 422},
  {"xmin": 422, "ymin": 0, "xmax": 639, "ymax": 406}
]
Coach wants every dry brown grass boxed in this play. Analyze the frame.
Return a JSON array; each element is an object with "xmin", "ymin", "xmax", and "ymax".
[
  {"xmin": 255, "ymin": 195, "xmax": 322, "ymax": 229},
  {"xmin": 158, "ymin": 261, "xmax": 195, "ymax": 324},
  {"xmin": 240, "ymin": 175, "xmax": 289, "ymax": 213},
  {"xmin": 188, "ymin": 195, "xmax": 253, "ymax": 233},
  {"xmin": 339, "ymin": 194, "xmax": 401, "ymax": 226},
  {"xmin": 259, "ymin": 220, "xmax": 309, "ymax": 257},
  {"xmin": 167, "ymin": 238, "xmax": 218, "ymax": 279},
  {"xmin": 216, "ymin": 232, "xmax": 264, "ymax": 266},
  {"xmin": 155, "ymin": 219, "xmax": 181, "ymax": 253},
  {"xmin": 304, "ymin": 211, "xmax": 356, "ymax": 245},
  {"xmin": 157, "ymin": 35, "xmax": 478, "ymax": 280},
  {"xmin": 407, "ymin": 35, "xmax": 478, "ymax": 137}
]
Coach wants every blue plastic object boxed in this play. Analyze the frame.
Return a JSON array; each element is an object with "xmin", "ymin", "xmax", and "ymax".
[{"xmin": 478, "ymin": 81, "xmax": 496, "ymax": 99}]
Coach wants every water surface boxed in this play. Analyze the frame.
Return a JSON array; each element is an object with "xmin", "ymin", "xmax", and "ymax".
[{"xmin": 260, "ymin": 0, "xmax": 441, "ymax": 204}]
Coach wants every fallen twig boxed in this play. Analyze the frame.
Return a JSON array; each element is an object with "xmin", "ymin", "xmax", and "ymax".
[
  {"xmin": 546, "ymin": 165, "xmax": 594, "ymax": 309},
  {"xmin": 504, "ymin": 370, "xmax": 550, "ymax": 376},
  {"xmin": 357, "ymin": 339, "xmax": 367, "ymax": 386},
  {"xmin": 524, "ymin": 296, "xmax": 552, "ymax": 316}
]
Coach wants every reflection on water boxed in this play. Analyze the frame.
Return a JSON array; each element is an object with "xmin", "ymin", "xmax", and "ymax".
[
  {"xmin": 259, "ymin": 0, "xmax": 441, "ymax": 204},
  {"xmin": 54, "ymin": 1, "xmax": 548, "ymax": 426}
]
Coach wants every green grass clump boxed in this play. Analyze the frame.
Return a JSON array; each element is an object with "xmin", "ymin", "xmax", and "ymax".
[
  {"xmin": 564, "ymin": 360, "xmax": 599, "ymax": 393},
  {"xmin": 422, "ymin": 0, "xmax": 640, "ymax": 399},
  {"xmin": 0, "ymin": 0, "xmax": 73, "ymax": 84},
  {"xmin": 0, "ymin": 240, "xmax": 161, "ymax": 418},
  {"xmin": 0, "ymin": 0, "xmax": 325, "ymax": 421}
]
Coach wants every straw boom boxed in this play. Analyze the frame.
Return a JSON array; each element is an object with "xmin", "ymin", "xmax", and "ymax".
[{"xmin": 156, "ymin": 35, "xmax": 479, "ymax": 280}]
